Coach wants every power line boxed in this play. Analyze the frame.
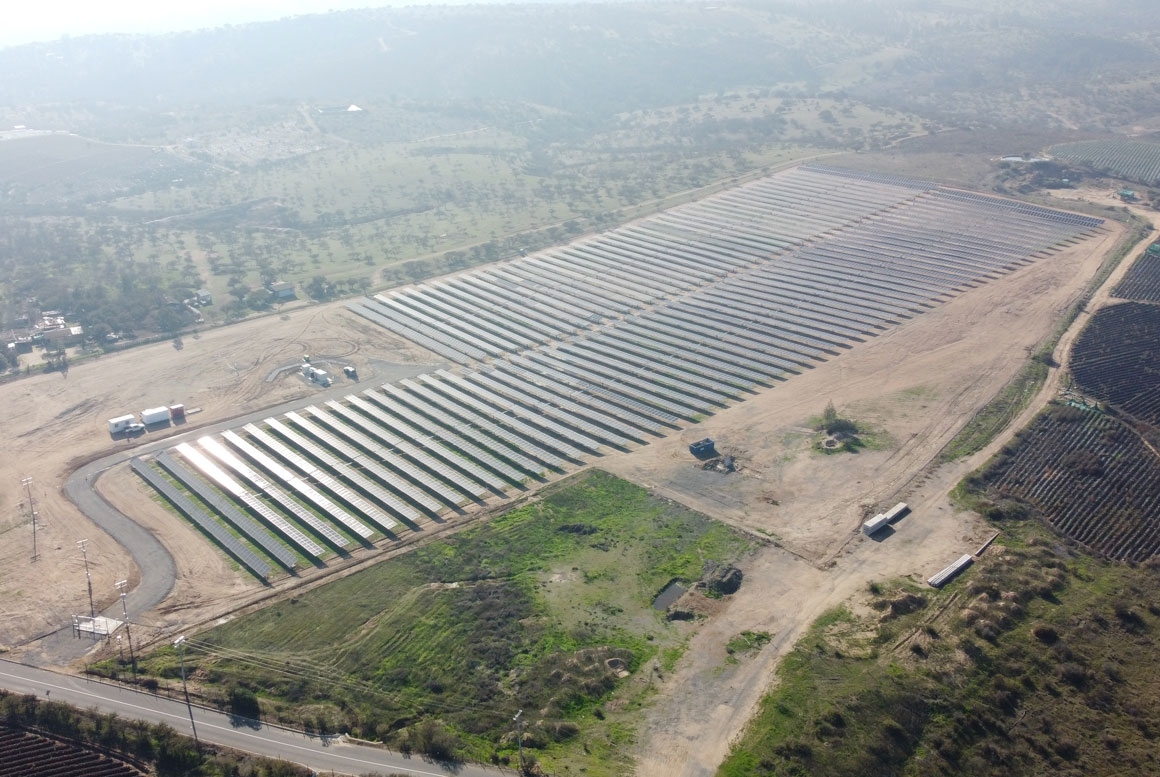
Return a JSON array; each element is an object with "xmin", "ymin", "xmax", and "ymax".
[
  {"xmin": 21, "ymin": 477, "xmax": 39, "ymax": 562},
  {"xmin": 180, "ymin": 637, "xmax": 512, "ymax": 720}
]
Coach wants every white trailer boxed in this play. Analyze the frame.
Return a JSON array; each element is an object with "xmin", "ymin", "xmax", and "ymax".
[
  {"xmin": 107, "ymin": 415, "xmax": 137, "ymax": 434},
  {"xmin": 928, "ymin": 554, "xmax": 974, "ymax": 588},
  {"xmin": 862, "ymin": 513, "xmax": 890, "ymax": 536},
  {"xmin": 884, "ymin": 502, "xmax": 910, "ymax": 521},
  {"xmin": 141, "ymin": 406, "xmax": 171, "ymax": 425}
]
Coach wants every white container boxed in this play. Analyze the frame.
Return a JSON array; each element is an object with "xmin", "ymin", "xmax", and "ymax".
[
  {"xmin": 862, "ymin": 513, "xmax": 890, "ymax": 536},
  {"xmin": 884, "ymin": 502, "xmax": 910, "ymax": 521},
  {"xmin": 141, "ymin": 406, "xmax": 171, "ymax": 425},
  {"xmin": 107, "ymin": 414, "xmax": 136, "ymax": 433},
  {"xmin": 928, "ymin": 554, "xmax": 974, "ymax": 587}
]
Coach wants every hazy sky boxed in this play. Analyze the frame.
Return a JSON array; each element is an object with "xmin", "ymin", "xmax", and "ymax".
[{"xmin": 0, "ymin": 0, "xmax": 462, "ymax": 49}]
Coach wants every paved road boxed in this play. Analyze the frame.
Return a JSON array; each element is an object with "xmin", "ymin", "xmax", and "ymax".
[
  {"xmin": 34, "ymin": 360, "xmax": 435, "ymax": 668},
  {"xmin": 0, "ymin": 659, "xmax": 505, "ymax": 777}
]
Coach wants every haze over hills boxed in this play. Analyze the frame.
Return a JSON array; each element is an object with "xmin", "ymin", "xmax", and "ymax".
[
  {"xmin": 1, "ymin": 0, "xmax": 1159, "ymax": 123},
  {"xmin": 1, "ymin": 4, "xmax": 1160, "ymax": 777}
]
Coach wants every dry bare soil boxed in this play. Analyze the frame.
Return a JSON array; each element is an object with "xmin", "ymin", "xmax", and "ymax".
[
  {"xmin": 0, "ymin": 309, "xmax": 438, "ymax": 650},
  {"xmin": 613, "ymin": 219, "xmax": 1124, "ymax": 777},
  {"xmin": 0, "ymin": 188, "xmax": 1127, "ymax": 776}
]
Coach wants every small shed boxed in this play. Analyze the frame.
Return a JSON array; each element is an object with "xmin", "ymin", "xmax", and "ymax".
[
  {"xmin": 268, "ymin": 281, "xmax": 297, "ymax": 301},
  {"xmin": 689, "ymin": 438, "xmax": 717, "ymax": 459}
]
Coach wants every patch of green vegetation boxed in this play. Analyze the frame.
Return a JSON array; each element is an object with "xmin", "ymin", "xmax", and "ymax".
[
  {"xmin": 813, "ymin": 401, "xmax": 872, "ymax": 454},
  {"xmin": 898, "ymin": 385, "xmax": 938, "ymax": 402},
  {"xmin": 660, "ymin": 641, "xmax": 690, "ymax": 673},
  {"xmin": 940, "ymin": 359, "xmax": 1048, "ymax": 463},
  {"xmin": 726, "ymin": 631, "xmax": 772, "ymax": 658},
  {"xmin": 719, "ymin": 521, "xmax": 1160, "ymax": 777},
  {"xmin": 119, "ymin": 470, "xmax": 753, "ymax": 775}
]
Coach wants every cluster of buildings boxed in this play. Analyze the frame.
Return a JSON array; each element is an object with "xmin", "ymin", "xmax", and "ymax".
[{"xmin": 5, "ymin": 309, "xmax": 85, "ymax": 362}]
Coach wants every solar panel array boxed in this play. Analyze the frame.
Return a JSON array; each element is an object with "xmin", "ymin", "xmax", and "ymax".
[
  {"xmin": 135, "ymin": 165, "xmax": 1104, "ymax": 579},
  {"xmin": 132, "ymin": 457, "xmax": 273, "ymax": 579}
]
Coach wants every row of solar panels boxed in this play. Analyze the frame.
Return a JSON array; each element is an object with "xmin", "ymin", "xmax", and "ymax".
[
  {"xmin": 135, "ymin": 166, "xmax": 1105, "ymax": 578},
  {"xmin": 359, "ymin": 166, "xmax": 941, "ymax": 365}
]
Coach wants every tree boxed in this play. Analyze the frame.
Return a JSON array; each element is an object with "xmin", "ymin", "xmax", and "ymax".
[
  {"xmin": 227, "ymin": 686, "xmax": 261, "ymax": 719},
  {"xmin": 821, "ymin": 400, "xmax": 838, "ymax": 430}
]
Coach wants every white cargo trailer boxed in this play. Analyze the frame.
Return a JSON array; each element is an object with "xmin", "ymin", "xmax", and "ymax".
[
  {"xmin": 884, "ymin": 502, "xmax": 910, "ymax": 521},
  {"xmin": 862, "ymin": 513, "xmax": 890, "ymax": 536},
  {"xmin": 141, "ymin": 406, "xmax": 171, "ymax": 425},
  {"xmin": 108, "ymin": 415, "xmax": 137, "ymax": 434},
  {"xmin": 928, "ymin": 554, "xmax": 974, "ymax": 588}
]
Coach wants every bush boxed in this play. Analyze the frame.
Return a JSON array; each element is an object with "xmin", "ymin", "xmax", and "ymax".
[
  {"xmin": 227, "ymin": 685, "xmax": 261, "ymax": 719},
  {"xmin": 411, "ymin": 720, "xmax": 462, "ymax": 762}
]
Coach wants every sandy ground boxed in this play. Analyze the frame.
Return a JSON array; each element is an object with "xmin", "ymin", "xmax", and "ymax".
[
  {"xmin": 0, "ymin": 307, "xmax": 439, "ymax": 650},
  {"xmin": 620, "ymin": 216, "xmax": 1129, "ymax": 777},
  {"xmin": 0, "ymin": 180, "xmax": 1136, "ymax": 772}
]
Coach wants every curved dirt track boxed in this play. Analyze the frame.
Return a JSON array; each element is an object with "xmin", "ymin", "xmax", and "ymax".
[{"xmin": 624, "ymin": 215, "xmax": 1130, "ymax": 777}]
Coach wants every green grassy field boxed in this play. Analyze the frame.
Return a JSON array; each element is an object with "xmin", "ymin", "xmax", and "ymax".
[
  {"xmin": 718, "ymin": 522, "xmax": 1160, "ymax": 777},
  {"xmin": 118, "ymin": 470, "xmax": 754, "ymax": 773}
]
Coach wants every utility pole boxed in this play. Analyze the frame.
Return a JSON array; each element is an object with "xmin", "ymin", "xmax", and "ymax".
[
  {"xmin": 174, "ymin": 636, "xmax": 200, "ymax": 749},
  {"xmin": 21, "ymin": 477, "xmax": 38, "ymax": 562},
  {"xmin": 115, "ymin": 580, "xmax": 137, "ymax": 681},
  {"xmin": 77, "ymin": 539, "xmax": 94, "ymax": 618},
  {"xmin": 513, "ymin": 709, "xmax": 524, "ymax": 774}
]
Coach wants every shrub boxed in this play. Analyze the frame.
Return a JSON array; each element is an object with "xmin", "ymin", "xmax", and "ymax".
[
  {"xmin": 1032, "ymin": 624, "xmax": 1058, "ymax": 644},
  {"xmin": 227, "ymin": 686, "xmax": 261, "ymax": 719},
  {"xmin": 411, "ymin": 720, "xmax": 461, "ymax": 762},
  {"xmin": 1056, "ymin": 662, "xmax": 1090, "ymax": 688}
]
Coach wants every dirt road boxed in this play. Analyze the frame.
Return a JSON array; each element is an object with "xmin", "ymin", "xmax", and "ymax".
[
  {"xmin": 625, "ymin": 215, "xmax": 1128, "ymax": 777},
  {"xmin": 0, "ymin": 307, "xmax": 437, "ymax": 655}
]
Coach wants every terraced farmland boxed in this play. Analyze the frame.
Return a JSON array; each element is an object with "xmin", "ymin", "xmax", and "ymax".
[
  {"xmin": 983, "ymin": 406, "xmax": 1160, "ymax": 562},
  {"xmin": 1050, "ymin": 139, "xmax": 1160, "ymax": 186},
  {"xmin": 1070, "ymin": 302, "xmax": 1160, "ymax": 427},
  {"xmin": 0, "ymin": 725, "xmax": 146, "ymax": 777},
  {"xmin": 135, "ymin": 165, "xmax": 1105, "ymax": 577},
  {"xmin": 1112, "ymin": 250, "xmax": 1160, "ymax": 302}
]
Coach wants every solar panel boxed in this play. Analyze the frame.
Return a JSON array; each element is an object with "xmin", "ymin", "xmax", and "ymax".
[
  {"xmin": 259, "ymin": 417, "xmax": 423, "ymax": 525},
  {"xmin": 165, "ymin": 446, "xmax": 326, "ymax": 558},
  {"xmin": 362, "ymin": 388, "xmax": 540, "ymax": 480},
  {"xmin": 305, "ymin": 406, "xmax": 469, "ymax": 506},
  {"xmin": 133, "ymin": 457, "xmax": 274, "ymax": 579},
  {"xmin": 320, "ymin": 398, "xmax": 487, "ymax": 503},
  {"xmin": 511, "ymin": 353, "xmax": 684, "ymax": 425},
  {"xmin": 340, "ymin": 395, "xmax": 509, "ymax": 492},
  {"xmin": 283, "ymin": 411, "xmax": 446, "ymax": 515},
  {"xmin": 222, "ymin": 429, "xmax": 398, "ymax": 533},
  {"xmin": 480, "ymin": 366, "xmax": 653, "ymax": 440},
  {"xmin": 430, "ymin": 371, "xmax": 607, "ymax": 452},
  {"xmin": 148, "ymin": 451, "xmax": 299, "ymax": 569},
  {"xmin": 391, "ymin": 380, "xmax": 569, "ymax": 469},
  {"xmin": 494, "ymin": 361, "xmax": 665, "ymax": 434},
  {"xmin": 345, "ymin": 301, "xmax": 470, "ymax": 364},
  {"xmin": 465, "ymin": 371, "xmax": 634, "ymax": 448},
  {"xmin": 198, "ymin": 435, "xmax": 374, "ymax": 541},
  {"xmin": 414, "ymin": 375, "xmax": 592, "ymax": 458}
]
